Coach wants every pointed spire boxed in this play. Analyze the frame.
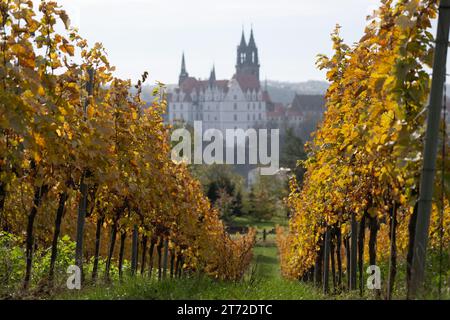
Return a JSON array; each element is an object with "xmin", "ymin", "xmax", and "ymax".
[
  {"xmin": 179, "ymin": 52, "xmax": 189, "ymax": 86},
  {"xmin": 209, "ymin": 64, "xmax": 216, "ymax": 87},
  {"xmin": 248, "ymin": 26, "xmax": 256, "ymax": 47},
  {"xmin": 240, "ymin": 27, "xmax": 247, "ymax": 47},
  {"xmin": 181, "ymin": 52, "xmax": 187, "ymax": 73}
]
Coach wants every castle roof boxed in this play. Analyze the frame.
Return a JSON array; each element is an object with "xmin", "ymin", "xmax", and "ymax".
[
  {"xmin": 233, "ymin": 73, "xmax": 260, "ymax": 91},
  {"xmin": 176, "ymin": 77, "xmax": 230, "ymax": 96},
  {"xmin": 267, "ymin": 103, "xmax": 286, "ymax": 117},
  {"xmin": 262, "ymin": 90, "xmax": 272, "ymax": 103},
  {"xmin": 291, "ymin": 94, "xmax": 325, "ymax": 112}
]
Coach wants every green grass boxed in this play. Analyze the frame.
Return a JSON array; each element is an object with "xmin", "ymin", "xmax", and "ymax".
[
  {"xmin": 54, "ymin": 214, "xmax": 450, "ymax": 300},
  {"xmin": 230, "ymin": 215, "xmax": 288, "ymax": 231},
  {"xmin": 56, "ymin": 215, "xmax": 325, "ymax": 300},
  {"xmin": 58, "ymin": 230, "xmax": 325, "ymax": 300},
  {"xmin": 57, "ymin": 276, "xmax": 323, "ymax": 300},
  {"xmin": 57, "ymin": 238, "xmax": 323, "ymax": 300}
]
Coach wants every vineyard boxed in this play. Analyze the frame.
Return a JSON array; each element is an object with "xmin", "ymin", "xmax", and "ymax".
[
  {"xmin": 0, "ymin": 0, "xmax": 255, "ymax": 297},
  {"xmin": 1, "ymin": 0, "xmax": 449, "ymax": 302},
  {"xmin": 277, "ymin": 0, "xmax": 450, "ymax": 299}
]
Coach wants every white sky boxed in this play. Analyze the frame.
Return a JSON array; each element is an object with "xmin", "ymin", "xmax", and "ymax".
[{"xmin": 54, "ymin": 0, "xmax": 386, "ymax": 84}]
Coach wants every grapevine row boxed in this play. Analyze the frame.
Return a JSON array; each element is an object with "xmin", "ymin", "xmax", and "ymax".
[
  {"xmin": 0, "ymin": 0, "xmax": 255, "ymax": 291},
  {"xmin": 277, "ymin": 0, "xmax": 449, "ymax": 298}
]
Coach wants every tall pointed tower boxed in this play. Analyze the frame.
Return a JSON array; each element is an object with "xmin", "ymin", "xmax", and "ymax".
[
  {"xmin": 236, "ymin": 30, "xmax": 247, "ymax": 72},
  {"xmin": 209, "ymin": 65, "xmax": 216, "ymax": 87},
  {"xmin": 179, "ymin": 52, "xmax": 189, "ymax": 86},
  {"xmin": 235, "ymin": 28, "xmax": 260, "ymax": 81}
]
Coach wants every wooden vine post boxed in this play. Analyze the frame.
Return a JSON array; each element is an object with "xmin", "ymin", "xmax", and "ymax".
[
  {"xmin": 75, "ymin": 68, "xmax": 95, "ymax": 282},
  {"xmin": 410, "ymin": 0, "xmax": 450, "ymax": 299}
]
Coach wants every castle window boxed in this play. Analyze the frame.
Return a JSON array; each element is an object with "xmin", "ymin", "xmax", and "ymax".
[
  {"xmin": 247, "ymin": 103, "xmax": 250, "ymax": 110},
  {"xmin": 234, "ymin": 114, "xmax": 237, "ymax": 121},
  {"xmin": 180, "ymin": 104, "xmax": 183, "ymax": 110},
  {"xmin": 247, "ymin": 114, "xmax": 250, "ymax": 121},
  {"xmin": 259, "ymin": 113, "xmax": 262, "ymax": 120},
  {"xmin": 253, "ymin": 114, "xmax": 255, "ymax": 121},
  {"xmin": 234, "ymin": 103, "xmax": 237, "ymax": 110},
  {"xmin": 234, "ymin": 95, "xmax": 237, "ymax": 100},
  {"xmin": 259, "ymin": 102, "xmax": 261, "ymax": 109}
]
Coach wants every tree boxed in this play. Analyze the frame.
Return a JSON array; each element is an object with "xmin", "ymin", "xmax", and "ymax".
[{"xmin": 280, "ymin": 127, "xmax": 307, "ymax": 183}]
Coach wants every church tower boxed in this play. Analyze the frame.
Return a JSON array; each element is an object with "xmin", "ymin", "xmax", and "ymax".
[
  {"xmin": 235, "ymin": 28, "xmax": 260, "ymax": 81},
  {"xmin": 179, "ymin": 52, "xmax": 189, "ymax": 86}
]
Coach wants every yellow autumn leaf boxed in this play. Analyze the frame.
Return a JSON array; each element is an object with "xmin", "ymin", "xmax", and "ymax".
[
  {"xmin": 34, "ymin": 133, "xmax": 45, "ymax": 147},
  {"xmin": 33, "ymin": 151, "xmax": 41, "ymax": 163},
  {"xmin": 87, "ymin": 105, "xmax": 95, "ymax": 118},
  {"xmin": 37, "ymin": 86, "xmax": 45, "ymax": 96}
]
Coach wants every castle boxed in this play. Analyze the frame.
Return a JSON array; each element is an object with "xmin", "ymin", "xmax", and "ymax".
[{"xmin": 167, "ymin": 29, "xmax": 271, "ymax": 131}]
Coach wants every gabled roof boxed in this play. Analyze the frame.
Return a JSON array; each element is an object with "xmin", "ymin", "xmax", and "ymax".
[
  {"xmin": 171, "ymin": 77, "xmax": 230, "ymax": 102},
  {"xmin": 233, "ymin": 73, "xmax": 260, "ymax": 92},
  {"xmin": 291, "ymin": 94, "xmax": 325, "ymax": 112},
  {"xmin": 262, "ymin": 90, "xmax": 272, "ymax": 103},
  {"xmin": 180, "ymin": 77, "xmax": 200, "ymax": 94}
]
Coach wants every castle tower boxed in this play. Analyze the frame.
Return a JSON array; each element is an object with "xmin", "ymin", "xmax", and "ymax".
[
  {"xmin": 179, "ymin": 52, "xmax": 189, "ymax": 86},
  {"xmin": 235, "ymin": 28, "xmax": 260, "ymax": 81}
]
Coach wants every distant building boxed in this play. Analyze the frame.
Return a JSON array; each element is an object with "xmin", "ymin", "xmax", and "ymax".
[
  {"xmin": 266, "ymin": 94, "xmax": 324, "ymax": 133},
  {"xmin": 166, "ymin": 29, "xmax": 326, "ymax": 146},
  {"xmin": 167, "ymin": 29, "xmax": 269, "ymax": 131},
  {"xmin": 247, "ymin": 167, "xmax": 291, "ymax": 189},
  {"xmin": 290, "ymin": 94, "xmax": 325, "ymax": 116}
]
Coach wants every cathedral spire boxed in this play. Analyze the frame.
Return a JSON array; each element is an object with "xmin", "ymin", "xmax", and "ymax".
[
  {"xmin": 248, "ymin": 26, "xmax": 256, "ymax": 47},
  {"xmin": 179, "ymin": 52, "xmax": 189, "ymax": 86},
  {"xmin": 236, "ymin": 27, "xmax": 259, "ymax": 81},
  {"xmin": 181, "ymin": 52, "xmax": 186, "ymax": 73},
  {"xmin": 209, "ymin": 64, "xmax": 216, "ymax": 87},
  {"xmin": 240, "ymin": 27, "xmax": 247, "ymax": 47}
]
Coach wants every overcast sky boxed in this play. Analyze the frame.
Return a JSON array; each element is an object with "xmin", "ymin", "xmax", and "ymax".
[{"xmin": 55, "ymin": 0, "xmax": 387, "ymax": 84}]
